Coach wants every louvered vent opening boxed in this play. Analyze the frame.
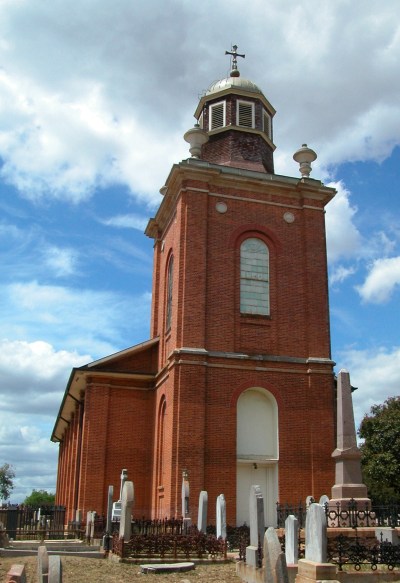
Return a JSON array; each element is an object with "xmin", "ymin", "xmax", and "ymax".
[
  {"xmin": 238, "ymin": 102, "xmax": 254, "ymax": 128},
  {"xmin": 263, "ymin": 111, "xmax": 271, "ymax": 138},
  {"xmin": 210, "ymin": 103, "xmax": 225, "ymax": 130}
]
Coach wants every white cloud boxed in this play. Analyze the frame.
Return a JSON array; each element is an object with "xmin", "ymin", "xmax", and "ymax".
[
  {"xmin": 0, "ymin": 339, "xmax": 89, "ymax": 414},
  {"xmin": 0, "ymin": 281, "xmax": 152, "ymax": 356},
  {"xmin": 330, "ymin": 265, "xmax": 356, "ymax": 286},
  {"xmin": 43, "ymin": 246, "xmax": 78, "ymax": 277},
  {"xmin": 356, "ymin": 256, "xmax": 400, "ymax": 303},
  {"xmin": 0, "ymin": 1, "xmax": 399, "ymax": 203},
  {"xmin": 99, "ymin": 213, "xmax": 148, "ymax": 231},
  {"xmin": 335, "ymin": 346, "xmax": 400, "ymax": 431},
  {"xmin": 325, "ymin": 182, "xmax": 362, "ymax": 263}
]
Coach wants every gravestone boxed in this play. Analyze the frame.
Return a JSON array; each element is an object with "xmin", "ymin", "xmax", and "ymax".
[
  {"xmin": 119, "ymin": 468, "xmax": 128, "ymax": 499},
  {"xmin": 85, "ymin": 511, "xmax": 94, "ymax": 539},
  {"xmin": 37, "ymin": 545, "xmax": 49, "ymax": 583},
  {"xmin": 216, "ymin": 494, "xmax": 227, "ymax": 540},
  {"xmin": 182, "ymin": 470, "xmax": 190, "ymax": 517},
  {"xmin": 197, "ymin": 490, "xmax": 208, "ymax": 533},
  {"xmin": 103, "ymin": 484, "xmax": 114, "ymax": 551},
  {"xmin": 376, "ymin": 527, "xmax": 399, "ymax": 545},
  {"xmin": 264, "ymin": 526, "xmax": 289, "ymax": 583},
  {"xmin": 48, "ymin": 555, "xmax": 62, "ymax": 583},
  {"xmin": 246, "ymin": 485, "xmax": 265, "ymax": 567},
  {"xmin": 5, "ymin": 564, "xmax": 26, "ymax": 583},
  {"xmin": 285, "ymin": 514, "xmax": 298, "ymax": 565},
  {"xmin": 305, "ymin": 496, "xmax": 314, "ymax": 509},
  {"xmin": 305, "ymin": 503, "xmax": 327, "ymax": 563},
  {"xmin": 119, "ymin": 480, "xmax": 134, "ymax": 542},
  {"xmin": 319, "ymin": 495, "xmax": 329, "ymax": 508}
]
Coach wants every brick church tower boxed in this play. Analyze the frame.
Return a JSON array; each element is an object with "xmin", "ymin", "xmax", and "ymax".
[{"xmin": 53, "ymin": 48, "xmax": 336, "ymax": 526}]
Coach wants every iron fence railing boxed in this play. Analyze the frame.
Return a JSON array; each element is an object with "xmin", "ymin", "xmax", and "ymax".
[
  {"xmin": 112, "ymin": 528, "xmax": 227, "ymax": 560},
  {"xmin": 327, "ymin": 533, "xmax": 400, "ymax": 571},
  {"xmin": 276, "ymin": 500, "xmax": 400, "ymax": 529}
]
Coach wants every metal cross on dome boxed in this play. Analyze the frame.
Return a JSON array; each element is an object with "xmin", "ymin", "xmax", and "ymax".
[{"xmin": 225, "ymin": 44, "xmax": 245, "ymax": 75}]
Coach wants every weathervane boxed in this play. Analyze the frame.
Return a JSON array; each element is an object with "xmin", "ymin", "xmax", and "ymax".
[{"xmin": 225, "ymin": 44, "xmax": 245, "ymax": 77}]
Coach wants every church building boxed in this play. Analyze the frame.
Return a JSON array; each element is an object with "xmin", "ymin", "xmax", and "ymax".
[{"xmin": 52, "ymin": 47, "xmax": 337, "ymax": 527}]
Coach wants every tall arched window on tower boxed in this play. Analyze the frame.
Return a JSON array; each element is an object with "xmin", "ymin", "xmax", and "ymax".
[
  {"xmin": 166, "ymin": 255, "xmax": 174, "ymax": 331},
  {"xmin": 240, "ymin": 238, "xmax": 269, "ymax": 315}
]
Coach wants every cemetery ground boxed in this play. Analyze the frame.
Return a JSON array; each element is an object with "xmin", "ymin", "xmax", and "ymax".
[{"xmin": 0, "ymin": 555, "xmax": 240, "ymax": 583}]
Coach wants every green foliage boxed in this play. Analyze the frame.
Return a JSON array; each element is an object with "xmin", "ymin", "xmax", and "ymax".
[
  {"xmin": 23, "ymin": 489, "xmax": 56, "ymax": 507},
  {"xmin": 359, "ymin": 396, "xmax": 400, "ymax": 505},
  {"xmin": 0, "ymin": 463, "xmax": 15, "ymax": 501}
]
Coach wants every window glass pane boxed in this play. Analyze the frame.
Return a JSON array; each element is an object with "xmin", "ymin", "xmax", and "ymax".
[{"xmin": 240, "ymin": 238, "xmax": 269, "ymax": 315}]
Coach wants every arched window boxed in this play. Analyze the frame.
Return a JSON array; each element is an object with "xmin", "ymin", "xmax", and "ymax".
[
  {"xmin": 166, "ymin": 255, "xmax": 173, "ymax": 331},
  {"xmin": 240, "ymin": 238, "xmax": 269, "ymax": 315}
]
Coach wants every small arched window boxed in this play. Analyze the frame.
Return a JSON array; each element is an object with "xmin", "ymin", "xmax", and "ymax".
[
  {"xmin": 166, "ymin": 256, "xmax": 173, "ymax": 331},
  {"xmin": 240, "ymin": 238, "xmax": 269, "ymax": 315}
]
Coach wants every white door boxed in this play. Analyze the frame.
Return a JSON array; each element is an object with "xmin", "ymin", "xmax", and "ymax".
[
  {"xmin": 236, "ymin": 462, "xmax": 278, "ymax": 527},
  {"xmin": 236, "ymin": 388, "xmax": 279, "ymax": 527}
]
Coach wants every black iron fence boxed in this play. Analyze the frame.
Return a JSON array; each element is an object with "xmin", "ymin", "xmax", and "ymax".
[
  {"xmin": 276, "ymin": 499, "xmax": 400, "ymax": 529},
  {"xmin": 327, "ymin": 533, "xmax": 400, "ymax": 571},
  {"xmin": 0, "ymin": 505, "xmax": 68, "ymax": 540},
  {"xmin": 112, "ymin": 527, "xmax": 227, "ymax": 560}
]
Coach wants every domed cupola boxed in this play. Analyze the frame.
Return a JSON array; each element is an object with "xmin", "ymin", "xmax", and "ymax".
[{"xmin": 193, "ymin": 46, "xmax": 276, "ymax": 173}]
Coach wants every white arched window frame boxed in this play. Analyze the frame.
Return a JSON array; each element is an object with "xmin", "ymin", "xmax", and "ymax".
[{"xmin": 240, "ymin": 238, "xmax": 270, "ymax": 315}]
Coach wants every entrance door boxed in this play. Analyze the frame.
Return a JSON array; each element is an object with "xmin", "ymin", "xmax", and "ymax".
[
  {"xmin": 236, "ymin": 388, "xmax": 278, "ymax": 526},
  {"xmin": 236, "ymin": 462, "xmax": 278, "ymax": 526}
]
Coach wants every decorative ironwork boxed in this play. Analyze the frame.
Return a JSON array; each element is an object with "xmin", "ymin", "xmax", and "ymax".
[
  {"xmin": 277, "ymin": 500, "xmax": 400, "ymax": 529},
  {"xmin": 112, "ymin": 527, "xmax": 227, "ymax": 560},
  {"xmin": 328, "ymin": 534, "xmax": 400, "ymax": 571}
]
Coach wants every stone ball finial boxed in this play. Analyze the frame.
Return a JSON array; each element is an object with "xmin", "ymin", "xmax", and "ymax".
[
  {"xmin": 293, "ymin": 144, "xmax": 317, "ymax": 178},
  {"xmin": 183, "ymin": 124, "xmax": 209, "ymax": 158}
]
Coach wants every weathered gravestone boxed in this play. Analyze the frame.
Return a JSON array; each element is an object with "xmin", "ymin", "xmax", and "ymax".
[
  {"xmin": 48, "ymin": 555, "xmax": 62, "ymax": 583},
  {"xmin": 319, "ymin": 495, "xmax": 329, "ymax": 507},
  {"xmin": 37, "ymin": 545, "xmax": 49, "ymax": 583},
  {"xmin": 264, "ymin": 526, "xmax": 289, "ymax": 583},
  {"xmin": 216, "ymin": 494, "xmax": 227, "ymax": 540},
  {"xmin": 197, "ymin": 490, "xmax": 208, "ymax": 533},
  {"xmin": 285, "ymin": 514, "xmax": 298, "ymax": 565},
  {"xmin": 246, "ymin": 485, "xmax": 265, "ymax": 567},
  {"xmin": 5, "ymin": 564, "xmax": 26, "ymax": 583},
  {"xmin": 119, "ymin": 480, "xmax": 134, "ymax": 542},
  {"xmin": 103, "ymin": 484, "xmax": 114, "ymax": 551},
  {"xmin": 295, "ymin": 503, "xmax": 339, "ymax": 583},
  {"xmin": 182, "ymin": 470, "xmax": 191, "ymax": 532},
  {"xmin": 305, "ymin": 503, "xmax": 327, "ymax": 563}
]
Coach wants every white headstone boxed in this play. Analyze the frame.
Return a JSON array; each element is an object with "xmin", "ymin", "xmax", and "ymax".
[
  {"xmin": 37, "ymin": 545, "xmax": 49, "ymax": 583},
  {"xmin": 216, "ymin": 494, "xmax": 227, "ymax": 540},
  {"xmin": 285, "ymin": 514, "xmax": 298, "ymax": 565},
  {"xmin": 264, "ymin": 527, "xmax": 289, "ymax": 583},
  {"xmin": 246, "ymin": 485, "xmax": 265, "ymax": 567},
  {"xmin": 119, "ymin": 468, "xmax": 128, "ymax": 500},
  {"xmin": 305, "ymin": 496, "xmax": 314, "ymax": 508},
  {"xmin": 197, "ymin": 491, "xmax": 208, "ymax": 533},
  {"xmin": 48, "ymin": 555, "xmax": 62, "ymax": 583},
  {"xmin": 319, "ymin": 495, "xmax": 329, "ymax": 507},
  {"xmin": 119, "ymin": 480, "xmax": 134, "ymax": 542},
  {"xmin": 106, "ymin": 485, "xmax": 114, "ymax": 533},
  {"xmin": 305, "ymin": 503, "xmax": 327, "ymax": 563},
  {"xmin": 182, "ymin": 470, "xmax": 189, "ymax": 518}
]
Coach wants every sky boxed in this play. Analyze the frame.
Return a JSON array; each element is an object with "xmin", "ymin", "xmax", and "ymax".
[{"xmin": 0, "ymin": 0, "xmax": 399, "ymax": 503}]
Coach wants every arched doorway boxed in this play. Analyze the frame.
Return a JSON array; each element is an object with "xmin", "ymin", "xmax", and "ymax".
[{"xmin": 236, "ymin": 388, "xmax": 278, "ymax": 526}]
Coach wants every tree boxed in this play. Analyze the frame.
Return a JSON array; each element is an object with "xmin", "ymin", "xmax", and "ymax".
[
  {"xmin": 23, "ymin": 489, "xmax": 55, "ymax": 507},
  {"xmin": 0, "ymin": 463, "xmax": 15, "ymax": 501},
  {"xmin": 359, "ymin": 396, "xmax": 400, "ymax": 505}
]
